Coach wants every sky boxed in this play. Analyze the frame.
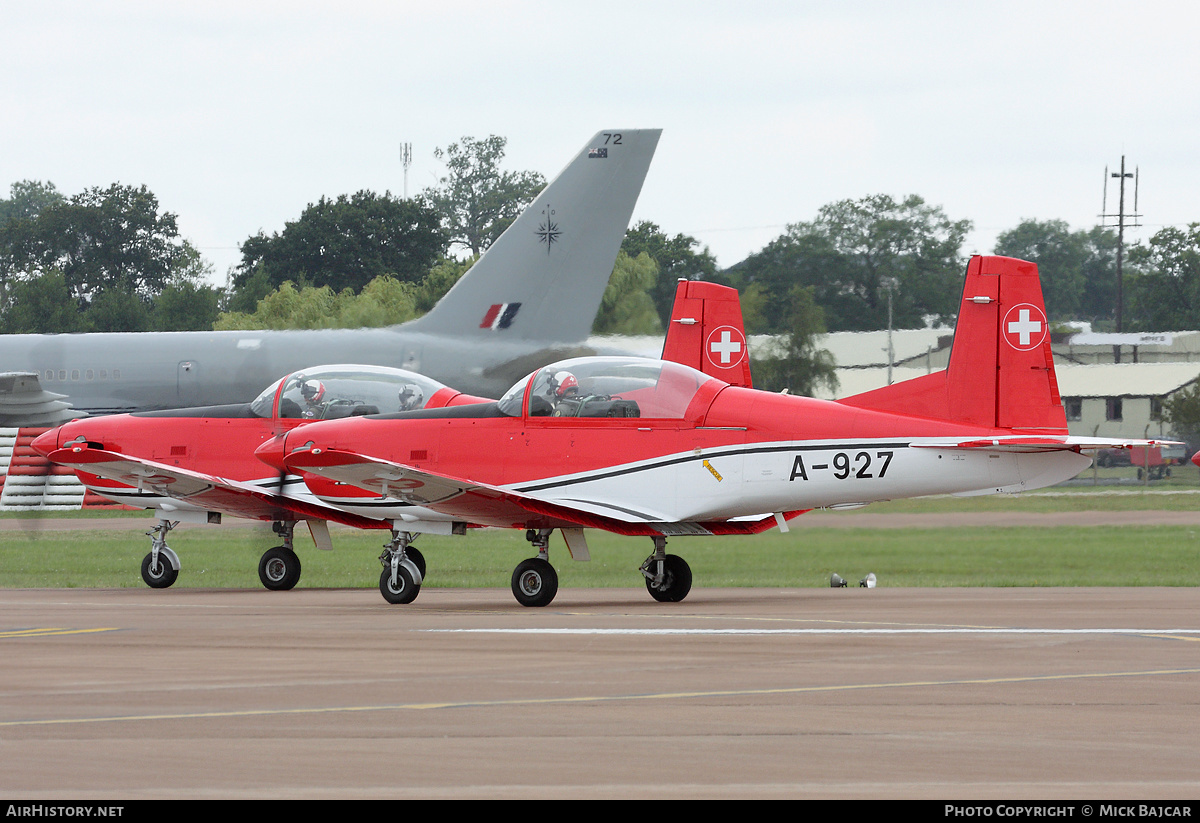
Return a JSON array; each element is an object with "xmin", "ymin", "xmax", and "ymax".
[{"xmin": 3, "ymin": 1, "xmax": 1198, "ymax": 287}]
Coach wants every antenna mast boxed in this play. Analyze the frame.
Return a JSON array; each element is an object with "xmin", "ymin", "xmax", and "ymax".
[
  {"xmin": 400, "ymin": 142, "xmax": 413, "ymax": 199},
  {"xmin": 1100, "ymin": 155, "xmax": 1141, "ymax": 338}
]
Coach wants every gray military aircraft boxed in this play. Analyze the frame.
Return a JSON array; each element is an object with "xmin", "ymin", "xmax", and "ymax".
[{"xmin": 0, "ymin": 129, "xmax": 661, "ymax": 426}]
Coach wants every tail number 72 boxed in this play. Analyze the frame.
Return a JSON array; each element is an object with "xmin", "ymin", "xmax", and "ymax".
[{"xmin": 789, "ymin": 450, "xmax": 894, "ymax": 481}]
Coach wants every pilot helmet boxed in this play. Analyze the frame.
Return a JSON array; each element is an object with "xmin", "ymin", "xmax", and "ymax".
[
  {"xmin": 301, "ymin": 379, "xmax": 326, "ymax": 403},
  {"xmin": 553, "ymin": 371, "xmax": 579, "ymax": 398},
  {"xmin": 398, "ymin": 383, "xmax": 424, "ymax": 410}
]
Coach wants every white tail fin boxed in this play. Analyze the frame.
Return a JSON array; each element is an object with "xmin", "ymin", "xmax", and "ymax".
[{"xmin": 409, "ymin": 129, "xmax": 661, "ymax": 343}]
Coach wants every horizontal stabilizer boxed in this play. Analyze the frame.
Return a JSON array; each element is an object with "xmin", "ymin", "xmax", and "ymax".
[
  {"xmin": 842, "ymin": 256, "xmax": 1067, "ymax": 432},
  {"xmin": 911, "ymin": 435, "xmax": 1185, "ymax": 453}
]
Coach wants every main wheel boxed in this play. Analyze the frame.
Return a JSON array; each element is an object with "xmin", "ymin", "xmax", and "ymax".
[
  {"xmin": 511, "ymin": 558, "xmax": 558, "ymax": 607},
  {"xmin": 380, "ymin": 565, "xmax": 420, "ymax": 605},
  {"xmin": 405, "ymin": 546, "xmax": 427, "ymax": 580},
  {"xmin": 645, "ymin": 554, "xmax": 692, "ymax": 603},
  {"xmin": 258, "ymin": 547, "xmax": 302, "ymax": 591},
  {"xmin": 140, "ymin": 551, "xmax": 178, "ymax": 589}
]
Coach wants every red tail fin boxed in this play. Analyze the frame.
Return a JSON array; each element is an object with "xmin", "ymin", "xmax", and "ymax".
[
  {"xmin": 840, "ymin": 255, "xmax": 1066, "ymax": 432},
  {"xmin": 660, "ymin": 279, "xmax": 753, "ymax": 387}
]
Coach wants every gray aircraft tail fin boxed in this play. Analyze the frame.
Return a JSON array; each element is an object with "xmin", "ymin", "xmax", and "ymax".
[{"xmin": 407, "ymin": 129, "xmax": 661, "ymax": 343}]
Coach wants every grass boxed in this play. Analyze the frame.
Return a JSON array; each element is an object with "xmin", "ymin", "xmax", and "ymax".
[{"xmin": 2, "ymin": 485, "xmax": 1199, "ymax": 590}]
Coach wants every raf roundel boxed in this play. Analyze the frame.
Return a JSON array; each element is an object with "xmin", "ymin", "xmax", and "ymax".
[
  {"xmin": 705, "ymin": 325, "xmax": 747, "ymax": 370},
  {"xmin": 1002, "ymin": 303, "xmax": 1048, "ymax": 351}
]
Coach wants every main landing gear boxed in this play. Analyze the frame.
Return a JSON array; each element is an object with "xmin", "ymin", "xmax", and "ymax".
[
  {"xmin": 511, "ymin": 529, "xmax": 559, "ymax": 607},
  {"xmin": 379, "ymin": 530, "xmax": 426, "ymax": 604},
  {"xmin": 639, "ymin": 536, "xmax": 692, "ymax": 603},
  {"xmin": 504, "ymin": 530, "xmax": 693, "ymax": 608},
  {"xmin": 137, "ymin": 518, "xmax": 305, "ymax": 591},
  {"xmin": 257, "ymin": 522, "xmax": 303, "ymax": 591}
]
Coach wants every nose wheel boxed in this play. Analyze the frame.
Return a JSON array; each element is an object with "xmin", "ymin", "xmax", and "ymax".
[
  {"xmin": 378, "ymin": 531, "xmax": 425, "ymax": 604},
  {"xmin": 140, "ymin": 520, "xmax": 180, "ymax": 588}
]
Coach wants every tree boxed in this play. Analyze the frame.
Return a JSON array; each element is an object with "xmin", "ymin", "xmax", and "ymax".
[
  {"xmin": 413, "ymin": 256, "xmax": 475, "ymax": 313},
  {"xmin": 421, "ymin": 135, "xmax": 546, "ymax": 256},
  {"xmin": 591, "ymin": 252, "xmax": 663, "ymax": 335},
  {"xmin": 1163, "ymin": 380, "xmax": 1200, "ymax": 457},
  {"xmin": 0, "ymin": 180, "xmax": 66, "ymax": 225},
  {"xmin": 215, "ymin": 276, "xmax": 418, "ymax": 331},
  {"xmin": 232, "ymin": 191, "xmax": 447, "ymax": 298},
  {"xmin": 750, "ymin": 285, "xmax": 838, "ymax": 396},
  {"xmin": 731, "ymin": 194, "xmax": 971, "ymax": 332},
  {"xmin": 1125, "ymin": 224, "xmax": 1200, "ymax": 331},
  {"xmin": 0, "ymin": 271, "xmax": 87, "ymax": 334},
  {"xmin": 620, "ymin": 221, "xmax": 720, "ymax": 327},
  {"xmin": 151, "ymin": 279, "xmax": 223, "ymax": 332},
  {"xmin": 1, "ymin": 182, "xmax": 208, "ymax": 332},
  {"xmin": 993, "ymin": 219, "xmax": 1118, "ymax": 322},
  {"xmin": 1, "ymin": 184, "xmax": 189, "ymax": 300},
  {"xmin": 85, "ymin": 288, "xmax": 151, "ymax": 332}
]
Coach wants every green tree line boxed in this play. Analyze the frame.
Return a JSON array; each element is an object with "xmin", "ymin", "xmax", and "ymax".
[{"xmin": 6, "ymin": 136, "xmax": 1200, "ymax": 398}]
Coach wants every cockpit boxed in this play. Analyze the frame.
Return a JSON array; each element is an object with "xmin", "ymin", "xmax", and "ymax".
[
  {"xmin": 248, "ymin": 365, "xmax": 451, "ymax": 420},
  {"xmin": 496, "ymin": 357, "xmax": 724, "ymax": 421}
]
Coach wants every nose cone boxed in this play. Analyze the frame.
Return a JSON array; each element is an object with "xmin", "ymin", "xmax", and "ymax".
[
  {"xmin": 1192, "ymin": 450, "xmax": 1200, "ymax": 469},
  {"xmin": 254, "ymin": 435, "xmax": 289, "ymax": 473},
  {"xmin": 31, "ymin": 427, "xmax": 61, "ymax": 458}
]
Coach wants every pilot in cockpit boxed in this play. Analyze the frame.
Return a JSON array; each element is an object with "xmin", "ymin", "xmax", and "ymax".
[
  {"xmin": 300, "ymin": 379, "xmax": 327, "ymax": 418},
  {"xmin": 397, "ymin": 383, "xmax": 424, "ymax": 412},
  {"xmin": 548, "ymin": 370, "xmax": 582, "ymax": 417}
]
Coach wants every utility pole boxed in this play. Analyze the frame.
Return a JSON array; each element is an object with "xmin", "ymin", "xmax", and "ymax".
[
  {"xmin": 400, "ymin": 142, "xmax": 413, "ymax": 200},
  {"xmin": 1100, "ymin": 156, "xmax": 1141, "ymax": 357},
  {"xmin": 883, "ymin": 277, "xmax": 898, "ymax": 385}
]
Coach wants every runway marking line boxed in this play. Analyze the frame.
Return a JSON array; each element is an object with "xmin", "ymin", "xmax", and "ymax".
[
  {"xmin": 1, "ymin": 627, "xmax": 119, "ymax": 638},
  {"xmin": 426, "ymin": 627, "xmax": 1200, "ymax": 636},
  {"xmin": 4, "ymin": 666, "xmax": 1199, "ymax": 728}
]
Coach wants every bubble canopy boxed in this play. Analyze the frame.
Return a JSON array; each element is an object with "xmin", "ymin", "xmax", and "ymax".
[
  {"xmin": 496, "ymin": 357, "xmax": 724, "ymax": 420},
  {"xmin": 248, "ymin": 364, "xmax": 449, "ymax": 420}
]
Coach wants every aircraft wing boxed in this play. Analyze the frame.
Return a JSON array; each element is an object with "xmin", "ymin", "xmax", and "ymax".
[
  {"xmin": 285, "ymin": 447, "xmax": 803, "ymax": 537},
  {"xmin": 45, "ymin": 445, "xmax": 385, "ymax": 529},
  {"xmin": 910, "ymin": 435, "xmax": 1185, "ymax": 453}
]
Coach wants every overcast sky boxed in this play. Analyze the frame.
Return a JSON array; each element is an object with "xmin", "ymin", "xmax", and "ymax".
[{"xmin": 3, "ymin": 1, "xmax": 1197, "ymax": 285}]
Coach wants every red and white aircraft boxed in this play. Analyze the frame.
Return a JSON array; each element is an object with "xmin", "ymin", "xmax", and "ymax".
[
  {"xmin": 32, "ymin": 365, "xmax": 489, "ymax": 590},
  {"xmin": 27, "ymin": 280, "xmax": 744, "ymax": 593},
  {"xmin": 258, "ymin": 255, "xmax": 1177, "ymax": 607}
]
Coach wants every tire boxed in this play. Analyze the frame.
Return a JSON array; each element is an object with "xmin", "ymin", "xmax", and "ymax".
[
  {"xmin": 258, "ymin": 547, "xmax": 302, "ymax": 591},
  {"xmin": 140, "ymin": 551, "xmax": 178, "ymax": 589},
  {"xmin": 405, "ymin": 547, "xmax": 427, "ymax": 581},
  {"xmin": 511, "ymin": 558, "xmax": 558, "ymax": 607},
  {"xmin": 645, "ymin": 554, "xmax": 692, "ymax": 603},
  {"xmin": 380, "ymin": 565, "xmax": 420, "ymax": 605}
]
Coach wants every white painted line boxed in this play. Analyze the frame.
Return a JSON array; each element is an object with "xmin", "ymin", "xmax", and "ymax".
[{"xmin": 425, "ymin": 628, "xmax": 1200, "ymax": 636}]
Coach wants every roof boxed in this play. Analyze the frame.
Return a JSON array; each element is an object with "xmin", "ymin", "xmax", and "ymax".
[
  {"xmin": 811, "ymin": 362, "xmax": 1200, "ymax": 402},
  {"xmin": 816, "ymin": 328, "xmax": 953, "ymax": 368}
]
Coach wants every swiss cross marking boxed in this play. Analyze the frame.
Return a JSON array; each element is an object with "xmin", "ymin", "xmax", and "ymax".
[
  {"xmin": 705, "ymin": 326, "xmax": 747, "ymax": 369},
  {"xmin": 1002, "ymin": 304, "xmax": 1048, "ymax": 351}
]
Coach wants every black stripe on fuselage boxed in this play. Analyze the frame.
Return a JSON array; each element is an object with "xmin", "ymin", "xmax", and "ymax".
[{"xmin": 512, "ymin": 441, "xmax": 911, "ymax": 494}]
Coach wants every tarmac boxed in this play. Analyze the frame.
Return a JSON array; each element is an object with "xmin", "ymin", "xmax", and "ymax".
[{"xmin": 3, "ymin": 584, "xmax": 1200, "ymax": 799}]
